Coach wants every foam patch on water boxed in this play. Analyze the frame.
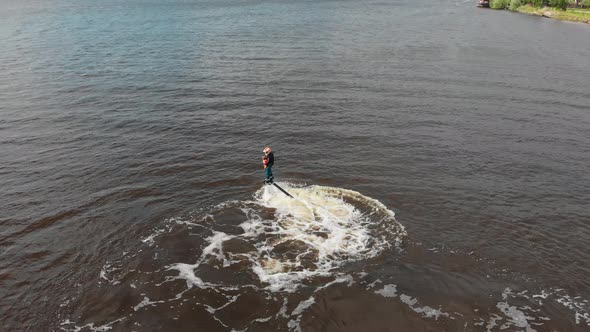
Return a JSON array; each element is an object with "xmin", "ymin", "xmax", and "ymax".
[
  {"xmin": 371, "ymin": 284, "xmax": 590, "ymax": 329},
  {"xmin": 399, "ymin": 294, "xmax": 450, "ymax": 320},
  {"xmin": 98, "ymin": 261, "xmax": 121, "ymax": 285},
  {"xmin": 167, "ymin": 183, "xmax": 405, "ymax": 293},
  {"xmin": 491, "ymin": 287, "xmax": 590, "ymax": 329},
  {"xmin": 133, "ymin": 296, "xmax": 166, "ymax": 312},
  {"xmin": 60, "ymin": 317, "xmax": 126, "ymax": 332},
  {"xmin": 375, "ymin": 284, "xmax": 398, "ymax": 297},
  {"xmin": 287, "ymin": 295, "xmax": 316, "ymax": 332}
]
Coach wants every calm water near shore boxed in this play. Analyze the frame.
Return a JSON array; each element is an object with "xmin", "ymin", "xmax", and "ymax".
[{"xmin": 1, "ymin": 0, "xmax": 590, "ymax": 331}]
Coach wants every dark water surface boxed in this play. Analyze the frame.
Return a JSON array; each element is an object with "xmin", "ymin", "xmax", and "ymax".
[{"xmin": 1, "ymin": 0, "xmax": 590, "ymax": 331}]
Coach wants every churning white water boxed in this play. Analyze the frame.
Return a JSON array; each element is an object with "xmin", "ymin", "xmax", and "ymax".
[{"xmin": 169, "ymin": 183, "xmax": 406, "ymax": 293}]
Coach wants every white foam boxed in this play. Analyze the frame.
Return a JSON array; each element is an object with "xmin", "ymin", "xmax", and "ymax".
[
  {"xmin": 246, "ymin": 184, "xmax": 404, "ymax": 291},
  {"xmin": 167, "ymin": 263, "xmax": 210, "ymax": 290},
  {"xmin": 167, "ymin": 184, "xmax": 405, "ymax": 293},
  {"xmin": 133, "ymin": 296, "xmax": 166, "ymax": 312},
  {"xmin": 375, "ymin": 284, "xmax": 398, "ymax": 298},
  {"xmin": 60, "ymin": 317, "xmax": 126, "ymax": 332},
  {"xmin": 99, "ymin": 262, "xmax": 121, "ymax": 285},
  {"xmin": 554, "ymin": 293, "xmax": 590, "ymax": 325},
  {"xmin": 292, "ymin": 296, "xmax": 316, "ymax": 316},
  {"xmin": 253, "ymin": 316, "xmax": 273, "ymax": 323},
  {"xmin": 316, "ymin": 275, "xmax": 354, "ymax": 291},
  {"xmin": 485, "ymin": 314, "xmax": 502, "ymax": 332},
  {"xmin": 204, "ymin": 295, "xmax": 240, "ymax": 314},
  {"xmin": 287, "ymin": 295, "xmax": 316, "ymax": 332},
  {"xmin": 366, "ymin": 279, "xmax": 382, "ymax": 288},
  {"xmin": 487, "ymin": 287, "xmax": 590, "ymax": 329},
  {"xmin": 400, "ymin": 294, "xmax": 449, "ymax": 320},
  {"xmin": 141, "ymin": 228, "xmax": 166, "ymax": 246},
  {"xmin": 197, "ymin": 231, "xmax": 232, "ymax": 264},
  {"xmin": 496, "ymin": 301, "xmax": 537, "ymax": 332},
  {"xmin": 277, "ymin": 298, "xmax": 290, "ymax": 318}
]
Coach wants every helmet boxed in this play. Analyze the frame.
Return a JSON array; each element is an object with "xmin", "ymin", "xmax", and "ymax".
[{"xmin": 263, "ymin": 146, "xmax": 272, "ymax": 154}]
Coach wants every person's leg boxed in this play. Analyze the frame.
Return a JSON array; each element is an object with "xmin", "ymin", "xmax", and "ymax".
[{"xmin": 265, "ymin": 166, "xmax": 273, "ymax": 183}]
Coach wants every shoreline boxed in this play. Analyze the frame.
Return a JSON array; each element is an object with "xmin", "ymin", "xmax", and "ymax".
[
  {"xmin": 492, "ymin": 4, "xmax": 590, "ymax": 25},
  {"xmin": 516, "ymin": 5, "xmax": 590, "ymax": 24}
]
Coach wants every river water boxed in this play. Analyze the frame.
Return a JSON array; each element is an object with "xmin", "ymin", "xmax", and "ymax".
[{"xmin": 1, "ymin": 0, "xmax": 590, "ymax": 331}]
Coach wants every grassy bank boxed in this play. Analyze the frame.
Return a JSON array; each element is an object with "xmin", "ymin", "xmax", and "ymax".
[
  {"xmin": 516, "ymin": 5, "xmax": 590, "ymax": 23},
  {"xmin": 489, "ymin": 0, "xmax": 590, "ymax": 25}
]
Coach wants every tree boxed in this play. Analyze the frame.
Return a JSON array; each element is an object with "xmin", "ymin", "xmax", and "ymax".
[{"xmin": 550, "ymin": 0, "xmax": 568, "ymax": 9}]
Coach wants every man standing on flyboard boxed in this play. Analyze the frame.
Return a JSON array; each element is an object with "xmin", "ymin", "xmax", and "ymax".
[
  {"xmin": 262, "ymin": 146, "xmax": 274, "ymax": 184},
  {"xmin": 261, "ymin": 146, "xmax": 294, "ymax": 198}
]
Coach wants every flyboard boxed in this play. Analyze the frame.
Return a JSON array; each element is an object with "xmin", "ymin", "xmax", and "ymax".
[{"xmin": 267, "ymin": 181, "xmax": 294, "ymax": 198}]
